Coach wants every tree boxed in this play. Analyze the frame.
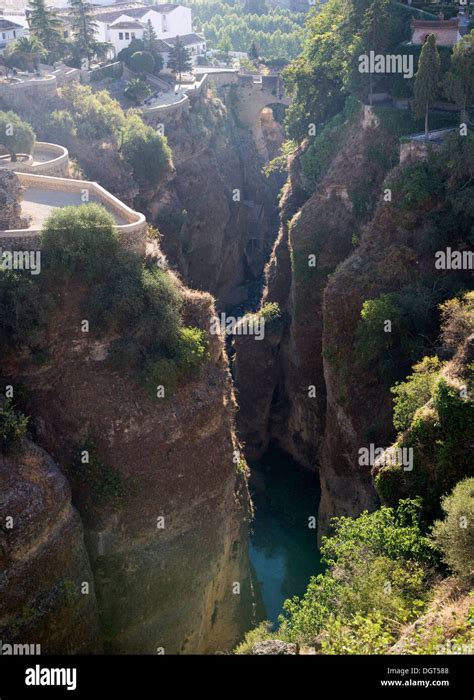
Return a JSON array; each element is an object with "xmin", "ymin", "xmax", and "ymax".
[
  {"xmin": 143, "ymin": 19, "xmax": 159, "ymax": 54},
  {"xmin": 142, "ymin": 19, "xmax": 164, "ymax": 74},
  {"xmin": 124, "ymin": 78, "xmax": 152, "ymax": 105},
  {"xmin": 248, "ymin": 40, "xmax": 259, "ymax": 64},
  {"xmin": 352, "ymin": 0, "xmax": 392, "ymax": 105},
  {"xmin": 0, "ymin": 111, "xmax": 35, "ymax": 161},
  {"xmin": 128, "ymin": 50, "xmax": 154, "ymax": 76},
  {"xmin": 414, "ymin": 34, "xmax": 441, "ymax": 137},
  {"xmin": 121, "ymin": 114, "xmax": 172, "ymax": 187},
  {"xmin": 166, "ymin": 36, "xmax": 192, "ymax": 86},
  {"xmin": 28, "ymin": 0, "xmax": 63, "ymax": 55},
  {"xmin": 68, "ymin": 0, "xmax": 98, "ymax": 58},
  {"xmin": 431, "ymin": 478, "xmax": 474, "ymax": 582},
  {"xmin": 7, "ymin": 36, "xmax": 46, "ymax": 71},
  {"xmin": 444, "ymin": 30, "xmax": 474, "ymax": 125}
]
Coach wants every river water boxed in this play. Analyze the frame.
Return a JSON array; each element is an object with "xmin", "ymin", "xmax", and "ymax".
[{"xmin": 248, "ymin": 448, "xmax": 323, "ymax": 627}]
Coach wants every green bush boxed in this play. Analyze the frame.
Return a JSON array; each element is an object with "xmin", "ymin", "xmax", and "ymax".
[
  {"xmin": 431, "ymin": 478, "xmax": 474, "ymax": 582},
  {"xmin": 41, "ymin": 204, "xmax": 120, "ymax": 282},
  {"xmin": 169, "ymin": 326, "xmax": 209, "ymax": 377},
  {"xmin": 279, "ymin": 500, "xmax": 433, "ymax": 650},
  {"xmin": 391, "ymin": 356, "xmax": 443, "ymax": 432},
  {"xmin": 0, "ymin": 399, "xmax": 28, "ymax": 453},
  {"xmin": 61, "ymin": 83, "xmax": 125, "ymax": 141},
  {"xmin": 128, "ymin": 51, "xmax": 154, "ymax": 75},
  {"xmin": 355, "ymin": 286, "xmax": 437, "ymax": 385},
  {"xmin": 67, "ymin": 438, "xmax": 122, "ymax": 510},
  {"xmin": 121, "ymin": 115, "xmax": 172, "ymax": 187},
  {"xmin": 377, "ymin": 373, "xmax": 474, "ymax": 522},
  {"xmin": 300, "ymin": 111, "xmax": 345, "ymax": 193},
  {"xmin": 143, "ymin": 358, "xmax": 179, "ymax": 398},
  {"xmin": 0, "ymin": 270, "xmax": 49, "ymax": 356},
  {"xmin": 0, "ymin": 111, "xmax": 35, "ymax": 160},
  {"xmin": 259, "ymin": 302, "xmax": 282, "ymax": 331},
  {"xmin": 234, "ymin": 621, "xmax": 277, "ymax": 655}
]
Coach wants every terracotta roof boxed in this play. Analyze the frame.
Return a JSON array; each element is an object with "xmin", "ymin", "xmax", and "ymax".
[
  {"xmin": 411, "ymin": 19, "xmax": 460, "ymax": 28},
  {"xmin": 96, "ymin": 4, "xmax": 179, "ymax": 23}
]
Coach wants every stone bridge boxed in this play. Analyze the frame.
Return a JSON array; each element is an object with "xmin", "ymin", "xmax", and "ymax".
[{"xmin": 233, "ymin": 74, "xmax": 291, "ymax": 160}]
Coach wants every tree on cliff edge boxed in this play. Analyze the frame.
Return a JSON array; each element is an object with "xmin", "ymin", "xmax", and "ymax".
[
  {"xmin": 414, "ymin": 34, "xmax": 441, "ymax": 138},
  {"xmin": 166, "ymin": 37, "xmax": 192, "ymax": 87}
]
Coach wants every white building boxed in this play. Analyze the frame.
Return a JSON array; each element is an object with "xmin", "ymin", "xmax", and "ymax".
[
  {"xmin": 0, "ymin": 18, "xmax": 25, "ymax": 51},
  {"xmin": 93, "ymin": 3, "xmax": 206, "ymax": 64}
]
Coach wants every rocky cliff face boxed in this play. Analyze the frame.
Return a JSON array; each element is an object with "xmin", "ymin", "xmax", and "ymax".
[
  {"xmin": 0, "ymin": 439, "xmax": 100, "ymax": 653},
  {"xmin": 4, "ymin": 274, "xmax": 253, "ymax": 654},
  {"xmin": 147, "ymin": 90, "xmax": 280, "ymax": 309},
  {"xmin": 0, "ymin": 170, "xmax": 29, "ymax": 231},
  {"xmin": 234, "ymin": 107, "xmax": 392, "ymax": 469},
  {"xmin": 234, "ymin": 106, "xmax": 444, "ymax": 535}
]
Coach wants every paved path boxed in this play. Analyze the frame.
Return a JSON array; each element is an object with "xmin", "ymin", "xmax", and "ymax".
[{"xmin": 21, "ymin": 188, "xmax": 126, "ymax": 228}]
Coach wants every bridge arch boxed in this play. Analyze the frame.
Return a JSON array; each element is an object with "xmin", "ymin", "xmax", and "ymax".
[{"xmin": 233, "ymin": 74, "xmax": 291, "ymax": 160}]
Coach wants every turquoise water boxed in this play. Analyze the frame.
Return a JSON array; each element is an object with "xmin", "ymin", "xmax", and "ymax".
[{"xmin": 248, "ymin": 448, "xmax": 324, "ymax": 626}]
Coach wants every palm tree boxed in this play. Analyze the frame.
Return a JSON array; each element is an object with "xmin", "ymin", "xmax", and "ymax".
[
  {"xmin": 93, "ymin": 41, "xmax": 115, "ymax": 63},
  {"xmin": 9, "ymin": 36, "xmax": 46, "ymax": 72}
]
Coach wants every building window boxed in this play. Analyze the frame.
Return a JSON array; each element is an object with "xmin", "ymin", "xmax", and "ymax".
[
  {"xmin": 131, "ymin": 32, "xmax": 135, "ymax": 39},
  {"xmin": 2, "ymin": 33, "xmax": 5, "ymax": 40},
  {"xmin": 125, "ymin": 32, "xmax": 130, "ymax": 40},
  {"xmin": 13, "ymin": 31, "xmax": 16, "ymax": 37},
  {"xmin": 119, "ymin": 32, "xmax": 124, "ymax": 40}
]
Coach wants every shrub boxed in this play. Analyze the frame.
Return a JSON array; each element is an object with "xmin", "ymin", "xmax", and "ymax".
[
  {"xmin": 124, "ymin": 78, "xmax": 152, "ymax": 105},
  {"xmin": 377, "ymin": 374, "xmax": 474, "ymax": 522},
  {"xmin": 439, "ymin": 291, "xmax": 474, "ymax": 352},
  {"xmin": 279, "ymin": 500, "xmax": 433, "ymax": 650},
  {"xmin": 300, "ymin": 111, "xmax": 345, "ymax": 193},
  {"xmin": 0, "ymin": 270, "xmax": 49, "ymax": 356},
  {"xmin": 143, "ymin": 358, "xmax": 179, "ymax": 398},
  {"xmin": 41, "ymin": 204, "xmax": 120, "ymax": 282},
  {"xmin": 128, "ymin": 51, "xmax": 154, "ymax": 75},
  {"xmin": 121, "ymin": 115, "xmax": 172, "ymax": 187},
  {"xmin": 234, "ymin": 621, "xmax": 276, "ymax": 655},
  {"xmin": 355, "ymin": 286, "xmax": 437, "ymax": 385},
  {"xmin": 0, "ymin": 399, "xmax": 28, "ymax": 453},
  {"xmin": 259, "ymin": 302, "xmax": 282, "ymax": 331},
  {"xmin": 169, "ymin": 326, "xmax": 209, "ymax": 377},
  {"xmin": 391, "ymin": 356, "xmax": 443, "ymax": 432},
  {"xmin": 47, "ymin": 110, "xmax": 77, "ymax": 143},
  {"xmin": 61, "ymin": 83, "xmax": 125, "ymax": 141},
  {"xmin": 431, "ymin": 478, "xmax": 474, "ymax": 582},
  {"xmin": 67, "ymin": 438, "xmax": 122, "ymax": 510},
  {"xmin": 0, "ymin": 111, "xmax": 35, "ymax": 161}
]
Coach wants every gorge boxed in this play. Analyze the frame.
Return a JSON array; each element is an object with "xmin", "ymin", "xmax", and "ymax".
[{"xmin": 1, "ymin": 0, "xmax": 473, "ymax": 659}]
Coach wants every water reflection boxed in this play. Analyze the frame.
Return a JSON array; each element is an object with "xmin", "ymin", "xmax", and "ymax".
[{"xmin": 248, "ymin": 448, "xmax": 323, "ymax": 626}]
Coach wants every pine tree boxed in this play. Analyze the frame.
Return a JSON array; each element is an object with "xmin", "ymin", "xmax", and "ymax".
[
  {"xmin": 143, "ymin": 19, "xmax": 164, "ymax": 74},
  {"xmin": 143, "ymin": 19, "xmax": 159, "ymax": 54},
  {"xmin": 248, "ymin": 40, "xmax": 259, "ymax": 64},
  {"xmin": 68, "ymin": 0, "xmax": 98, "ymax": 57},
  {"xmin": 28, "ymin": 0, "xmax": 63, "ymax": 54},
  {"xmin": 444, "ymin": 30, "xmax": 474, "ymax": 125},
  {"xmin": 414, "ymin": 34, "xmax": 441, "ymax": 137},
  {"xmin": 166, "ymin": 36, "xmax": 192, "ymax": 86},
  {"xmin": 359, "ymin": 0, "xmax": 391, "ymax": 106}
]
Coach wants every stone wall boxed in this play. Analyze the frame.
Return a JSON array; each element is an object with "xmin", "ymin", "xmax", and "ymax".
[
  {"xmin": 0, "ymin": 173, "xmax": 147, "ymax": 255},
  {"xmin": 0, "ymin": 143, "xmax": 69, "ymax": 177}
]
